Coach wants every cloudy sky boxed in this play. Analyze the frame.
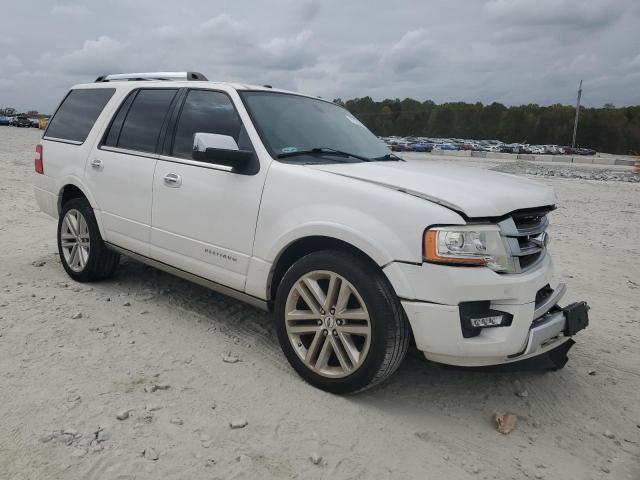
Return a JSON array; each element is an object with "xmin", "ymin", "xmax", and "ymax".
[{"xmin": 1, "ymin": 0, "xmax": 639, "ymax": 113}]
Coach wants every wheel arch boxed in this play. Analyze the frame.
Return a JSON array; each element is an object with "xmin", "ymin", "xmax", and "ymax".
[
  {"xmin": 57, "ymin": 180, "xmax": 106, "ymax": 238},
  {"xmin": 268, "ymin": 235, "xmax": 386, "ymax": 304}
]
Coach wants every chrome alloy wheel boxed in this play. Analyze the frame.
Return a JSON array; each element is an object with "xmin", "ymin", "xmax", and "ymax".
[
  {"xmin": 284, "ymin": 270, "xmax": 372, "ymax": 378},
  {"xmin": 60, "ymin": 209, "xmax": 90, "ymax": 272}
]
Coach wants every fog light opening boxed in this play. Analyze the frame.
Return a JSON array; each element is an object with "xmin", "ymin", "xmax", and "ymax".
[
  {"xmin": 469, "ymin": 315, "xmax": 505, "ymax": 328},
  {"xmin": 459, "ymin": 301, "xmax": 514, "ymax": 338}
]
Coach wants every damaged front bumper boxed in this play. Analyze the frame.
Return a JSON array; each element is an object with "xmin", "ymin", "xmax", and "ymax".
[
  {"xmin": 515, "ymin": 295, "xmax": 589, "ymax": 359},
  {"xmin": 400, "ymin": 279, "xmax": 590, "ymax": 367}
]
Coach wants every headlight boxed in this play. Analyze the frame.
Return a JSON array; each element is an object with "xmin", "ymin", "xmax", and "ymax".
[{"xmin": 423, "ymin": 225, "xmax": 516, "ymax": 273}]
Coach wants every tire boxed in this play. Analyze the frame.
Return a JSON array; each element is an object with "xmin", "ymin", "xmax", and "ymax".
[
  {"xmin": 274, "ymin": 250, "xmax": 410, "ymax": 394},
  {"xmin": 57, "ymin": 197, "xmax": 120, "ymax": 282}
]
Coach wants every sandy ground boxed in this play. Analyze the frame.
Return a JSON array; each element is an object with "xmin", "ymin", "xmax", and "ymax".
[{"xmin": 1, "ymin": 127, "xmax": 639, "ymax": 480}]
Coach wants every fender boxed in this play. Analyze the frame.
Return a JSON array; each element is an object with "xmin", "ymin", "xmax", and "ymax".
[
  {"xmin": 244, "ymin": 220, "xmax": 404, "ymax": 301},
  {"xmin": 265, "ymin": 221, "xmax": 397, "ymax": 268}
]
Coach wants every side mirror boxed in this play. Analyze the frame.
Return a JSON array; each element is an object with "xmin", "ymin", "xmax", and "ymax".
[{"xmin": 192, "ymin": 133, "xmax": 253, "ymax": 168}]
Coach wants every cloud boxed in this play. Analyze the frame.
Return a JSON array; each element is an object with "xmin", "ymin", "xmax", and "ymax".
[
  {"xmin": 42, "ymin": 36, "xmax": 129, "ymax": 76},
  {"xmin": 380, "ymin": 29, "xmax": 436, "ymax": 74},
  {"xmin": 296, "ymin": 1, "xmax": 321, "ymax": 21},
  {"xmin": 0, "ymin": 0, "xmax": 638, "ymax": 113},
  {"xmin": 51, "ymin": 4, "xmax": 91, "ymax": 17},
  {"xmin": 260, "ymin": 30, "xmax": 316, "ymax": 70},
  {"xmin": 0, "ymin": 54, "xmax": 23, "ymax": 73},
  {"xmin": 484, "ymin": 0, "xmax": 624, "ymax": 29}
]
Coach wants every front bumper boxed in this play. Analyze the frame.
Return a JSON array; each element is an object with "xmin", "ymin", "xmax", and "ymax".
[{"xmin": 384, "ymin": 257, "xmax": 589, "ymax": 366}]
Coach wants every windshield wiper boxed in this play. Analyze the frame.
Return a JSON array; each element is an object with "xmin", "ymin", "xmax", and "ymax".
[
  {"xmin": 371, "ymin": 153, "xmax": 404, "ymax": 162},
  {"xmin": 277, "ymin": 147, "xmax": 372, "ymax": 162}
]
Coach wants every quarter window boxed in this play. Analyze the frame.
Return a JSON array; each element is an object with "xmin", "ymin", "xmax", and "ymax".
[
  {"xmin": 45, "ymin": 88, "xmax": 115, "ymax": 143},
  {"xmin": 172, "ymin": 90, "xmax": 242, "ymax": 160},
  {"xmin": 115, "ymin": 89, "xmax": 177, "ymax": 153}
]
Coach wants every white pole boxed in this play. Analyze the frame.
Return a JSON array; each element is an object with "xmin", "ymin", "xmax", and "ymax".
[{"xmin": 572, "ymin": 80, "xmax": 582, "ymax": 148}]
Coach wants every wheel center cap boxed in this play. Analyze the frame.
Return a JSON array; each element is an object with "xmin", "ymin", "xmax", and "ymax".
[{"xmin": 324, "ymin": 315, "xmax": 335, "ymax": 328}]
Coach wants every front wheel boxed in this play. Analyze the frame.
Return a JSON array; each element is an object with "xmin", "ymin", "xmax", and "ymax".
[
  {"xmin": 274, "ymin": 250, "xmax": 410, "ymax": 394},
  {"xmin": 57, "ymin": 198, "xmax": 120, "ymax": 282}
]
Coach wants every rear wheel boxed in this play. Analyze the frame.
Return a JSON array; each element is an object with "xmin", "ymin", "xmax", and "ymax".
[
  {"xmin": 274, "ymin": 250, "xmax": 410, "ymax": 394},
  {"xmin": 57, "ymin": 198, "xmax": 120, "ymax": 282}
]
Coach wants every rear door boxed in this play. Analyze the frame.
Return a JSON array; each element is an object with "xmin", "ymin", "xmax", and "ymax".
[
  {"xmin": 150, "ymin": 89, "xmax": 265, "ymax": 291},
  {"xmin": 86, "ymin": 88, "xmax": 178, "ymax": 255}
]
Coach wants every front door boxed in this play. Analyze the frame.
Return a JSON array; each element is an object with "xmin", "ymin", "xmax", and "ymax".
[{"xmin": 150, "ymin": 89, "xmax": 266, "ymax": 291}]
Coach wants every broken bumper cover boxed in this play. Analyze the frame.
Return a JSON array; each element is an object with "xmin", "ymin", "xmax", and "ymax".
[
  {"xmin": 517, "ymin": 301, "xmax": 589, "ymax": 358},
  {"xmin": 398, "ymin": 277, "xmax": 589, "ymax": 367}
]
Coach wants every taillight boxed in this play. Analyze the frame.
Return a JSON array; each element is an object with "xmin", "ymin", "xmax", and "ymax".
[{"xmin": 35, "ymin": 144, "xmax": 43, "ymax": 174}]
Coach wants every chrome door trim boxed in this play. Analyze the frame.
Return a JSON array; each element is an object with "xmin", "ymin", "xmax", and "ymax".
[
  {"xmin": 99, "ymin": 145, "xmax": 159, "ymax": 160},
  {"xmin": 42, "ymin": 136, "xmax": 84, "ymax": 146},
  {"xmin": 157, "ymin": 154, "xmax": 234, "ymax": 172}
]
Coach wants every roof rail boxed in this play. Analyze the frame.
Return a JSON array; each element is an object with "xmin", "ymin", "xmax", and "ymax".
[{"xmin": 95, "ymin": 72, "xmax": 208, "ymax": 82}]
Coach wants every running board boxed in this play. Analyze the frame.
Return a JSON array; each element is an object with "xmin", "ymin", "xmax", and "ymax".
[{"xmin": 105, "ymin": 243, "xmax": 269, "ymax": 312}]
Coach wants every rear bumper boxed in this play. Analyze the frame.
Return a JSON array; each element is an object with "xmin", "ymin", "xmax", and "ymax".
[{"xmin": 385, "ymin": 257, "xmax": 589, "ymax": 366}]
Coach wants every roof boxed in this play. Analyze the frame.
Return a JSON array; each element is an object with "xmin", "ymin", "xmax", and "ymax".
[{"xmin": 70, "ymin": 80, "xmax": 331, "ymax": 104}]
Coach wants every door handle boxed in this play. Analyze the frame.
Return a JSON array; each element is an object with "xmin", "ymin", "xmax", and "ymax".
[
  {"xmin": 91, "ymin": 159, "xmax": 103, "ymax": 169},
  {"xmin": 163, "ymin": 173, "xmax": 182, "ymax": 187}
]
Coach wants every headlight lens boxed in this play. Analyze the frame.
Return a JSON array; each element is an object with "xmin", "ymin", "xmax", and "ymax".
[{"xmin": 423, "ymin": 225, "xmax": 516, "ymax": 273}]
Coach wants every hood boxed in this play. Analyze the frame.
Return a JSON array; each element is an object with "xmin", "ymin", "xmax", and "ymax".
[{"xmin": 307, "ymin": 161, "xmax": 556, "ymax": 218}]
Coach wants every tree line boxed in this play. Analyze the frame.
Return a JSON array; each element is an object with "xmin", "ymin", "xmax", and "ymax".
[
  {"xmin": 0, "ymin": 107, "xmax": 42, "ymax": 117},
  {"xmin": 334, "ymin": 97, "xmax": 640, "ymax": 155}
]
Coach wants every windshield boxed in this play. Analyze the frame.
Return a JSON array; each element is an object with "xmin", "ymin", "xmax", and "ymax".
[{"xmin": 240, "ymin": 91, "xmax": 391, "ymax": 162}]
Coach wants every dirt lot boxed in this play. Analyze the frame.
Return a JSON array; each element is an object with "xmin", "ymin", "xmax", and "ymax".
[{"xmin": 1, "ymin": 127, "xmax": 639, "ymax": 480}]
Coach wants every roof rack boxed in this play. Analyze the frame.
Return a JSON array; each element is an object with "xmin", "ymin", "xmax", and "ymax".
[{"xmin": 95, "ymin": 72, "xmax": 208, "ymax": 82}]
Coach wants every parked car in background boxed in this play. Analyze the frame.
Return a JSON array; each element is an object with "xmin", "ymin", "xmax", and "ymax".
[
  {"xmin": 15, "ymin": 116, "xmax": 32, "ymax": 127},
  {"xmin": 575, "ymin": 147, "xmax": 596, "ymax": 156},
  {"xmin": 0, "ymin": 116, "xmax": 11, "ymax": 126},
  {"xmin": 437, "ymin": 143, "xmax": 460, "ymax": 151},
  {"xmin": 408, "ymin": 142, "xmax": 433, "ymax": 152}
]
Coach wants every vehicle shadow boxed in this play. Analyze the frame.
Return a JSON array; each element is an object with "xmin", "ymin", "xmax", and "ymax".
[{"xmin": 113, "ymin": 257, "xmax": 587, "ymax": 421}]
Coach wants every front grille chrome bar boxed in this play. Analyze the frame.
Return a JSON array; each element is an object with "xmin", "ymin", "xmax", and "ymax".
[{"xmin": 498, "ymin": 209, "xmax": 551, "ymax": 273}]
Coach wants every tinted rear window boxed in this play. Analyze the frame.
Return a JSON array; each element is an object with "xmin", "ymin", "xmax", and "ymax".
[
  {"xmin": 45, "ymin": 88, "xmax": 115, "ymax": 143},
  {"xmin": 116, "ymin": 89, "xmax": 177, "ymax": 153}
]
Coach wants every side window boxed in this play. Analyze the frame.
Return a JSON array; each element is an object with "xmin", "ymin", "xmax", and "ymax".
[
  {"xmin": 172, "ymin": 90, "xmax": 243, "ymax": 160},
  {"xmin": 116, "ymin": 89, "xmax": 177, "ymax": 153},
  {"xmin": 45, "ymin": 88, "xmax": 115, "ymax": 143},
  {"xmin": 103, "ymin": 90, "xmax": 136, "ymax": 147}
]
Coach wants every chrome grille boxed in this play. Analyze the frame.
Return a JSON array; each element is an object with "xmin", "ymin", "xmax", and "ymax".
[{"xmin": 499, "ymin": 207, "xmax": 552, "ymax": 273}]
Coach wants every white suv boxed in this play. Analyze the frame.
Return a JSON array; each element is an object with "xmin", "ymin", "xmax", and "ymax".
[{"xmin": 33, "ymin": 72, "xmax": 589, "ymax": 393}]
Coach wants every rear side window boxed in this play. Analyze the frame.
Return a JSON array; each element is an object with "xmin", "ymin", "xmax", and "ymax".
[
  {"xmin": 103, "ymin": 91, "xmax": 136, "ymax": 147},
  {"xmin": 172, "ymin": 90, "xmax": 242, "ymax": 159},
  {"xmin": 114, "ymin": 89, "xmax": 177, "ymax": 153},
  {"xmin": 45, "ymin": 88, "xmax": 115, "ymax": 143}
]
